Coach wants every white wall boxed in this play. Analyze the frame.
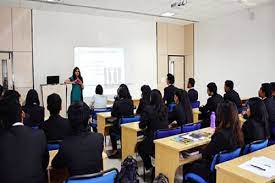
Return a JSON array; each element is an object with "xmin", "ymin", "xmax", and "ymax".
[
  {"xmin": 194, "ymin": 2, "xmax": 275, "ymax": 104},
  {"xmin": 32, "ymin": 10, "xmax": 157, "ymax": 101}
]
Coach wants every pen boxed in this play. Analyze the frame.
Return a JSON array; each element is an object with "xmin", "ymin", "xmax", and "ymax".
[{"xmin": 251, "ymin": 164, "xmax": 266, "ymax": 171}]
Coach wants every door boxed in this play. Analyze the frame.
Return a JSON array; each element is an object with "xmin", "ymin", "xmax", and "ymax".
[
  {"xmin": 168, "ymin": 55, "xmax": 185, "ymax": 89},
  {"xmin": 0, "ymin": 52, "xmax": 13, "ymax": 90}
]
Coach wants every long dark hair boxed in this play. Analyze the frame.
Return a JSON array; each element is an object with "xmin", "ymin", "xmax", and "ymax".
[
  {"xmin": 119, "ymin": 84, "xmax": 132, "ymax": 99},
  {"xmin": 72, "ymin": 67, "xmax": 83, "ymax": 82},
  {"xmin": 175, "ymin": 89, "xmax": 193, "ymax": 123},
  {"xmin": 247, "ymin": 97, "xmax": 270, "ymax": 138},
  {"xmin": 150, "ymin": 89, "xmax": 167, "ymax": 121},
  {"xmin": 25, "ymin": 89, "xmax": 40, "ymax": 106},
  {"xmin": 216, "ymin": 100, "xmax": 244, "ymax": 146},
  {"xmin": 141, "ymin": 85, "xmax": 151, "ymax": 103}
]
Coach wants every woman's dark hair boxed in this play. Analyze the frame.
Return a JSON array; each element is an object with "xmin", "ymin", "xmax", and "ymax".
[
  {"xmin": 47, "ymin": 93, "xmax": 62, "ymax": 115},
  {"xmin": 216, "ymin": 100, "xmax": 244, "ymax": 146},
  {"xmin": 150, "ymin": 89, "xmax": 167, "ymax": 120},
  {"xmin": 3, "ymin": 90, "xmax": 21, "ymax": 103},
  {"xmin": 141, "ymin": 85, "xmax": 151, "ymax": 102},
  {"xmin": 207, "ymin": 82, "xmax": 218, "ymax": 94},
  {"xmin": 188, "ymin": 78, "xmax": 195, "ymax": 87},
  {"xmin": 95, "ymin": 85, "xmax": 103, "ymax": 95},
  {"xmin": 117, "ymin": 86, "xmax": 128, "ymax": 99},
  {"xmin": 260, "ymin": 83, "xmax": 272, "ymax": 98},
  {"xmin": 25, "ymin": 89, "xmax": 40, "ymax": 106},
  {"xmin": 72, "ymin": 67, "xmax": 83, "ymax": 82},
  {"xmin": 0, "ymin": 93, "xmax": 22, "ymax": 129},
  {"xmin": 247, "ymin": 97, "xmax": 270, "ymax": 137},
  {"xmin": 175, "ymin": 89, "xmax": 193, "ymax": 123},
  {"xmin": 119, "ymin": 84, "xmax": 132, "ymax": 99},
  {"xmin": 0, "ymin": 84, "xmax": 3, "ymax": 96},
  {"xmin": 167, "ymin": 73, "xmax": 175, "ymax": 84},
  {"xmin": 68, "ymin": 102, "xmax": 90, "ymax": 132}
]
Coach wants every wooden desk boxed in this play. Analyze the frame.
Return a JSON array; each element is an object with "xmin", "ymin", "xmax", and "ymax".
[
  {"xmin": 154, "ymin": 127, "xmax": 215, "ymax": 182},
  {"xmin": 216, "ymin": 145, "xmax": 275, "ymax": 183},
  {"xmin": 192, "ymin": 108, "xmax": 201, "ymax": 123},
  {"xmin": 108, "ymin": 99, "xmax": 140, "ymax": 108},
  {"xmin": 121, "ymin": 122, "xmax": 142, "ymax": 160},
  {"xmin": 97, "ymin": 112, "xmax": 113, "ymax": 136}
]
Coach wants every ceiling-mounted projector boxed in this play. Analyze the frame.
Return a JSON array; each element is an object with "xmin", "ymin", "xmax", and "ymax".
[{"xmin": 171, "ymin": 0, "xmax": 188, "ymax": 8}]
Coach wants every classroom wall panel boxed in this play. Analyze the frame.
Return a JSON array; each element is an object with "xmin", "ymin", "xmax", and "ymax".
[
  {"xmin": 167, "ymin": 23, "xmax": 185, "ymax": 55},
  {"xmin": 0, "ymin": 7, "xmax": 12, "ymax": 51}
]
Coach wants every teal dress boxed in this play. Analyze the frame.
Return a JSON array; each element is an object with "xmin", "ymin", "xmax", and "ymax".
[{"xmin": 70, "ymin": 76, "xmax": 83, "ymax": 104}]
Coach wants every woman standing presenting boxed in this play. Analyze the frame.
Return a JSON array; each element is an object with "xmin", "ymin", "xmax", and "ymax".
[{"xmin": 65, "ymin": 67, "xmax": 84, "ymax": 104}]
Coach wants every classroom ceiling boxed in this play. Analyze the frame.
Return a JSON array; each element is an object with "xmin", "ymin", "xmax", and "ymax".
[{"xmin": 0, "ymin": 0, "xmax": 273, "ymax": 22}]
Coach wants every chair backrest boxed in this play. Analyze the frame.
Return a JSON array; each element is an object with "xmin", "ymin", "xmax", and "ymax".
[
  {"xmin": 168, "ymin": 103, "xmax": 176, "ymax": 112},
  {"xmin": 181, "ymin": 123, "xmax": 201, "ymax": 133},
  {"xmin": 210, "ymin": 148, "xmax": 241, "ymax": 172},
  {"xmin": 191, "ymin": 101, "xmax": 200, "ymax": 109},
  {"xmin": 120, "ymin": 116, "xmax": 141, "ymax": 125},
  {"xmin": 155, "ymin": 127, "xmax": 182, "ymax": 139},
  {"xmin": 243, "ymin": 139, "xmax": 268, "ymax": 155},
  {"xmin": 47, "ymin": 140, "xmax": 62, "ymax": 151},
  {"xmin": 66, "ymin": 168, "xmax": 118, "ymax": 183},
  {"xmin": 91, "ymin": 108, "xmax": 112, "ymax": 120}
]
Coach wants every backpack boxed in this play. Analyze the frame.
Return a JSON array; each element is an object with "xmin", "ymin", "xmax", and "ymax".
[
  {"xmin": 117, "ymin": 156, "xmax": 139, "ymax": 183},
  {"xmin": 153, "ymin": 173, "xmax": 169, "ymax": 183}
]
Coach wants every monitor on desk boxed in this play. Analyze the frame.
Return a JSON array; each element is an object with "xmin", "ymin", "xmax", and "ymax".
[{"xmin": 47, "ymin": 76, "xmax": 59, "ymax": 85}]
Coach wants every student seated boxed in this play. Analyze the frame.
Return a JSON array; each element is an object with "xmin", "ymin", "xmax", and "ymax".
[
  {"xmin": 168, "ymin": 89, "xmax": 193, "ymax": 126},
  {"xmin": 40, "ymin": 93, "xmax": 72, "ymax": 141},
  {"xmin": 223, "ymin": 80, "xmax": 241, "ymax": 109},
  {"xmin": 187, "ymin": 78, "xmax": 198, "ymax": 103},
  {"xmin": 259, "ymin": 83, "xmax": 275, "ymax": 138},
  {"xmin": 52, "ymin": 102, "xmax": 104, "ymax": 176},
  {"xmin": 163, "ymin": 73, "xmax": 177, "ymax": 105},
  {"xmin": 108, "ymin": 85, "xmax": 134, "ymax": 158},
  {"xmin": 199, "ymin": 82, "xmax": 223, "ymax": 127},
  {"xmin": 115, "ymin": 83, "xmax": 132, "ymax": 100},
  {"xmin": 184, "ymin": 101, "xmax": 244, "ymax": 182},
  {"xmin": 90, "ymin": 84, "xmax": 107, "ymax": 109},
  {"xmin": 242, "ymin": 97, "xmax": 270, "ymax": 144},
  {"xmin": 136, "ymin": 85, "xmax": 151, "ymax": 114},
  {"xmin": 0, "ymin": 92, "xmax": 49, "ymax": 183},
  {"xmin": 137, "ymin": 89, "xmax": 169, "ymax": 170},
  {"xmin": 23, "ymin": 89, "xmax": 45, "ymax": 127}
]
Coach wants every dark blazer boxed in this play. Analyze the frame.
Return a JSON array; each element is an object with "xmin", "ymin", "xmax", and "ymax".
[
  {"xmin": 111, "ymin": 98, "xmax": 134, "ymax": 119},
  {"xmin": 52, "ymin": 131, "xmax": 104, "ymax": 176},
  {"xmin": 224, "ymin": 90, "xmax": 241, "ymax": 109},
  {"xmin": 200, "ymin": 94, "xmax": 223, "ymax": 116},
  {"xmin": 0, "ymin": 126, "xmax": 49, "ymax": 183},
  {"xmin": 242, "ymin": 119, "xmax": 269, "ymax": 144},
  {"xmin": 188, "ymin": 88, "xmax": 199, "ymax": 103},
  {"xmin": 40, "ymin": 114, "xmax": 72, "ymax": 141},
  {"xmin": 168, "ymin": 104, "xmax": 188, "ymax": 126},
  {"xmin": 263, "ymin": 97, "xmax": 275, "ymax": 135},
  {"xmin": 23, "ymin": 105, "xmax": 45, "ymax": 127},
  {"xmin": 163, "ymin": 85, "xmax": 177, "ymax": 105},
  {"xmin": 139, "ymin": 105, "xmax": 168, "ymax": 154},
  {"xmin": 136, "ymin": 98, "xmax": 149, "ymax": 114}
]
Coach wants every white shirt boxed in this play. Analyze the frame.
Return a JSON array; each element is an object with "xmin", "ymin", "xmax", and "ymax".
[
  {"xmin": 90, "ymin": 94, "xmax": 108, "ymax": 109},
  {"xmin": 12, "ymin": 122, "xmax": 24, "ymax": 127}
]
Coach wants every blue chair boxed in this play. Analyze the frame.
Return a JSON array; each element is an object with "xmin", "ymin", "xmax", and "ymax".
[
  {"xmin": 47, "ymin": 140, "xmax": 62, "ymax": 151},
  {"xmin": 168, "ymin": 103, "xmax": 176, "ymax": 112},
  {"xmin": 243, "ymin": 139, "xmax": 268, "ymax": 154},
  {"xmin": 181, "ymin": 123, "xmax": 201, "ymax": 133},
  {"xmin": 31, "ymin": 126, "xmax": 39, "ymax": 130},
  {"xmin": 120, "ymin": 115, "xmax": 141, "ymax": 125},
  {"xmin": 191, "ymin": 101, "xmax": 200, "ymax": 109},
  {"xmin": 154, "ymin": 127, "xmax": 182, "ymax": 139},
  {"xmin": 185, "ymin": 148, "xmax": 241, "ymax": 183},
  {"xmin": 90, "ymin": 108, "xmax": 112, "ymax": 130},
  {"xmin": 66, "ymin": 168, "xmax": 118, "ymax": 183}
]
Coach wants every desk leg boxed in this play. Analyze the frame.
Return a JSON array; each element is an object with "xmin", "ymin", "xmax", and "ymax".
[
  {"xmin": 122, "ymin": 127, "xmax": 137, "ymax": 160},
  {"xmin": 97, "ymin": 115, "xmax": 106, "ymax": 136},
  {"xmin": 155, "ymin": 144, "xmax": 180, "ymax": 182}
]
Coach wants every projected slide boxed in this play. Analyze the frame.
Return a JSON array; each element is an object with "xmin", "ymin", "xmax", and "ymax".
[{"xmin": 74, "ymin": 47, "xmax": 125, "ymax": 97}]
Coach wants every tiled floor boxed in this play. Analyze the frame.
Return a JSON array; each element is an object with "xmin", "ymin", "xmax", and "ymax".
[{"xmin": 104, "ymin": 137, "xmax": 184, "ymax": 183}]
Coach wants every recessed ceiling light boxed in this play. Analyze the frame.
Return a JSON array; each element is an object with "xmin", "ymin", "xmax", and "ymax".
[{"xmin": 161, "ymin": 12, "xmax": 175, "ymax": 17}]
